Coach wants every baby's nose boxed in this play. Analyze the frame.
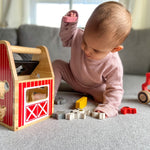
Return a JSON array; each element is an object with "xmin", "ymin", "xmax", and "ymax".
[{"xmin": 85, "ymin": 50, "xmax": 91, "ymax": 56}]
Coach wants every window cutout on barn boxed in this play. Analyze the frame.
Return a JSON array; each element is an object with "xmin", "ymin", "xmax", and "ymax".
[
  {"xmin": 0, "ymin": 81, "xmax": 9, "ymax": 99},
  {"xmin": 26, "ymin": 86, "xmax": 48, "ymax": 103}
]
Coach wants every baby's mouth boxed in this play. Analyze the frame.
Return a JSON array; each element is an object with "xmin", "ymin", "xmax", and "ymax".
[
  {"xmin": 85, "ymin": 53, "xmax": 94, "ymax": 60},
  {"xmin": 85, "ymin": 53, "xmax": 90, "ymax": 57}
]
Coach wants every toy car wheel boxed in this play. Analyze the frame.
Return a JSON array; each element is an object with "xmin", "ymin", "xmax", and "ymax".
[{"xmin": 138, "ymin": 90, "xmax": 150, "ymax": 104}]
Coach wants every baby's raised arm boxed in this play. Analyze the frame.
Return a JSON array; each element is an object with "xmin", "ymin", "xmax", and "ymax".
[{"xmin": 59, "ymin": 10, "xmax": 78, "ymax": 47}]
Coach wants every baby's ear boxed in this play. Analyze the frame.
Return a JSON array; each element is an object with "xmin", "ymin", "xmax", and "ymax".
[{"xmin": 111, "ymin": 45, "xmax": 124, "ymax": 53}]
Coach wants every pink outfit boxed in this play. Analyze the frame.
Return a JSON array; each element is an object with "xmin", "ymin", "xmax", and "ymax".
[{"xmin": 53, "ymin": 12, "xmax": 124, "ymax": 117}]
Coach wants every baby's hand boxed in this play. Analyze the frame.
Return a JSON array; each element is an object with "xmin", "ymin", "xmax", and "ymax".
[
  {"xmin": 67, "ymin": 11, "xmax": 77, "ymax": 17},
  {"xmin": 63, "ymin": 11, "xmax": 78, "ymax": 23}
]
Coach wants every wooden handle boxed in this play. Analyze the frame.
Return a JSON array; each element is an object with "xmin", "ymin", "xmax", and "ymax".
[{"xmin": 11, "ymin": 46, "xmax": 42, "ymax": 54}]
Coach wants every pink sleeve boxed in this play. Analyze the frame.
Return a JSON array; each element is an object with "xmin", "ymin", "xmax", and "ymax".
[
  {"xmin": 59, "ymin": 10, "xmax": 78, "ymax": 47},
  {"xmin": 95, "ymin": 57, "xmax": 124, "ymax": 118}
]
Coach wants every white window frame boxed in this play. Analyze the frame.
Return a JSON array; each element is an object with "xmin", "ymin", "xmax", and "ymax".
[
  {"xmin": 30, "ymin": 0, "xmax": 72, "ymax": 24},
  {"xmin": 30, "ymin": 0, "xmax": 119, "ymax": 27}
]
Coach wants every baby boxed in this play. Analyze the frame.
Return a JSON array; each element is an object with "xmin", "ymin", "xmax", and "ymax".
[{"xmin": 53, "ymin": 1, "xmax": 132, "ymax": 118}]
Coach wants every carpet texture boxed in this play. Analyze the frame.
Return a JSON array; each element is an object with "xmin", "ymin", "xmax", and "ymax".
[{"xmin": 0, "ymin": 90, "xmax": 150, "ymax": 150}]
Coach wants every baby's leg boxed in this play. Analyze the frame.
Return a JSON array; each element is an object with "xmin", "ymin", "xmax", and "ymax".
[
  {"xmin": 53, "ymin": 60, "xmax": 105, "ymax": 102},
  {"xmin": 52, "ymin": 60, "xmax": 77, "ymax": 98}
]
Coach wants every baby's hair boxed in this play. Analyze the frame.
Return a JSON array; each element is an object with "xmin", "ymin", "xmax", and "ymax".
[{"xmin": 85, "ymin": 1, "xmax": 132, "ymax": 46}]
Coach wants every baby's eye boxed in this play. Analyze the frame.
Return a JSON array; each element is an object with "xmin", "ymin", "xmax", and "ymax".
[{"xmin": 93, "ymin": 49, "xmax": 99, "ymax": 53}]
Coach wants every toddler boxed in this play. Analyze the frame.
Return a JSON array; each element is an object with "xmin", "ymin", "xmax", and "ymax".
[{"xmin": 53, "ymin": 1, "xmax": 132, "ymax": 118}]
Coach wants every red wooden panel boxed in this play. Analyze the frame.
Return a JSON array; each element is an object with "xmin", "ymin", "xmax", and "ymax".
[
  {"xmin": 22, "ymin": 82, "xmax": 26, "ymax": 126},
  {"xmin": 26, "ymin": 104, "xmax": 38, "ymax": 122},
  {"xmin": 27, "ymin": 82, "xmax": 31, "ymax": 88},
  {"xmin": 0, "ymin": 44, "xmax": 13, "ymax": 126},
  {"xmin": 35, "ymin": 81, "xmax": 38, "ymax": 86},
  {"xmin": 42, "ymin": 80, "xmax": 45, "ymax": 85},
  {"xmin": 45, "ymin": 80, "xmax": 48, "ymax": 84},
  {"xmin": 39, "ymin": 80, "xmax": 41, "ymax": 86},
  {"xmin": 50, "ymin": 79, "xmax": 53, "ymax": 115},
  {"xmin": 38, "ymin": 101, "xmax": 48, "ymax": 118},
  {"xmin": 18, "ymin": 83, "xmax": 23, "ymax": 127},
  {"xmin": 31, "ymin": 81, "xmax": 34, "ymax": 87}
]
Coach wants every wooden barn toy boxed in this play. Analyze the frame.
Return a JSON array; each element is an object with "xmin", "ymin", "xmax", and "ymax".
[{"xmin": 0, "ymin": 40, "xmax": 54, "ymax": 131}]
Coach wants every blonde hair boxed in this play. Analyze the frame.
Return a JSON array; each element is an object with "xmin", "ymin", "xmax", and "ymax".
[{"xmin": 85, "ymin": 1, "xmax": 132, "ymax": 46}]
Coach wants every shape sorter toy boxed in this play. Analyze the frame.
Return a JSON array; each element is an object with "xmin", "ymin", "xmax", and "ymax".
[{"xmin": 0, "ymin": 40, "xmax": 54, "ymax": 131}]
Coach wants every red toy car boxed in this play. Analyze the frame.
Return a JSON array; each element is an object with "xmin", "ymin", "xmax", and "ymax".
[{"xmin": 138, "ymin": 72, "xmax": 150, "ymax": 103}]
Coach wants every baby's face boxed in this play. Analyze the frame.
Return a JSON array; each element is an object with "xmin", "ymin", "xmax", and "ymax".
[{"xmin": 81, "ymin": 30, "xmax": 115, "ymax": 60}]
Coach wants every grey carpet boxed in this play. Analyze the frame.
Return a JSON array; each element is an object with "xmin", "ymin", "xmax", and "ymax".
[{"xmin": 0, "ymin": 91, "xmax": 150, "ymax": 150}]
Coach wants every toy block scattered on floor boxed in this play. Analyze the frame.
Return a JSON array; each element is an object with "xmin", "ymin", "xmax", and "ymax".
[
  {"xmin": 52, "ymin": 111, "xmax": 66, "ymax": 120},
  {"xmin": 99, "ymin": 113, "xmax": 106, "ymax": 120},
  {"xmin": 70, "ymin": 109, "xmax": 86, "ymax": 119},
  {"xmin": 65, "ymin": 109, "xmax": 86, "ymax": 120},
  {"xmin": 92, "ymin": 112, "xmax": 106, "ymax": 120},
  {"xmin": 92, "ymin": 111, "xmax": 99, "ymax": 118},
  {"xmin": 54, "ymin": 96, "xmax": 66, "ymax": 105},
  {"xmin": 65, "ymin": 113, "xmax": 74, "ymax": 120},
  {"xmin": 85, "ymin": 110, "xmax": 91, "ymax": 116},
  {"xmin": 52, "ymin": 109, "xmax": 87, "ymax": 120},
  {"xmin": 0, "ymin": 40, "xmax": 54, "ymax": 131},
  {"xmin": 75, "ymin": 96, "xmax": 87, "ymax": 109},
  {"xmin": 120, "ymin": 106, "xmax": 137, "ymax": 115}
]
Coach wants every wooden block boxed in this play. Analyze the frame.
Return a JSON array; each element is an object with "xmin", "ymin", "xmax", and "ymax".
[
  {"xmin": 65, "ymin": 113, "xmax": 74, "ymax": 120},
  {"xmin": 52, "ymin": 111, "xmax": 66, "ymax": 120},
  {"xmin": 75, "ymin": 96, "xmax": 87, "ymax": 109},
  {"xmin": 98, "ymin": 113, "xmax": 105, "ymax": 120}
]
